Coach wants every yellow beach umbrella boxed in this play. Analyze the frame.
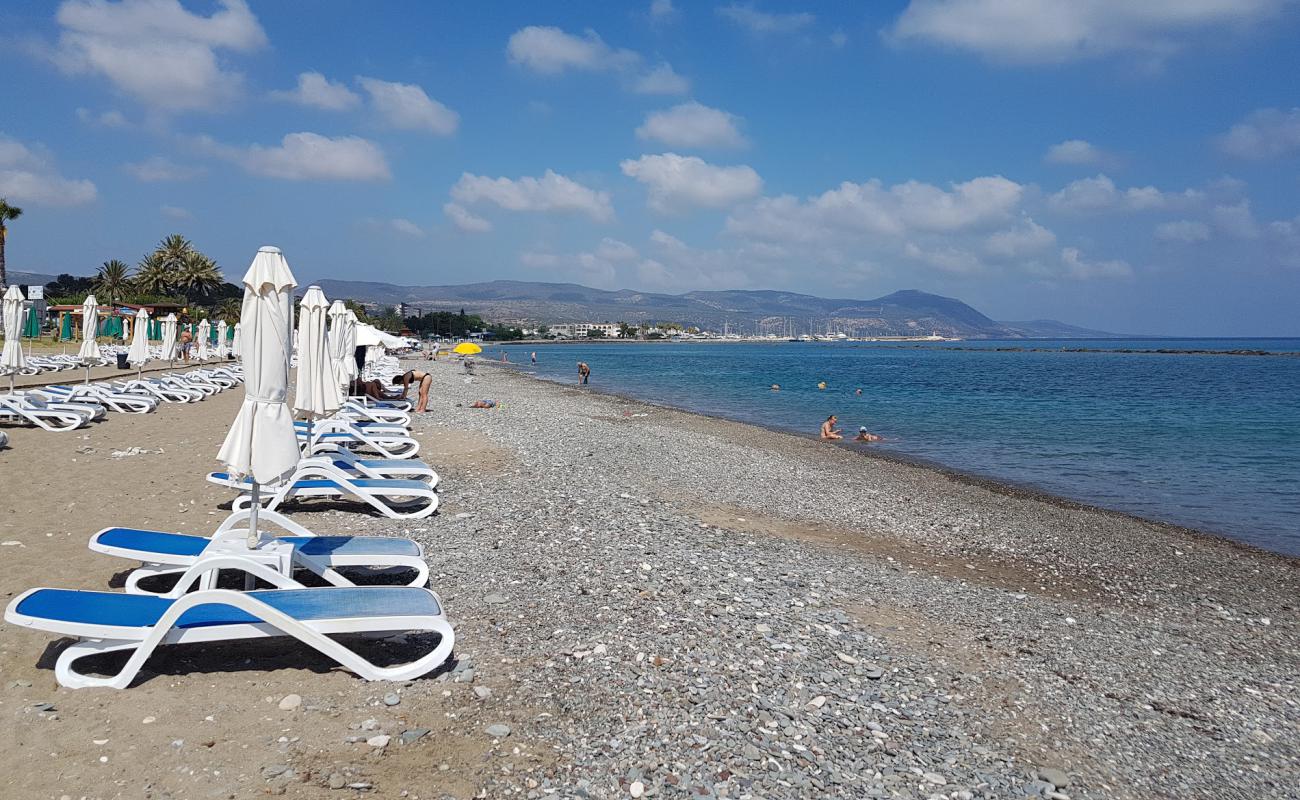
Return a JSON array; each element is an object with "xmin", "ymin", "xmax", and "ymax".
[{"xmin": 453, "ymin": 342, "xmax": 482, "ymax": 355}]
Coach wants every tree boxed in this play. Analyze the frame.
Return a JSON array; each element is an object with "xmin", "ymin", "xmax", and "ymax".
[
  {"xmin": 587, "ymin": 328, "xmax": 607, "ymax": 339},
  {"xmin": 617, "ymin": 322, "xmax": 636, "ymax": 339},
  {"xmin": 215, "ymin": 298, "xmax": 241, "ymax": 325},
  {"xmin": 0, "ymin": 199, "xmax": 22, "ymax": 288},
  {"xmin": 93, "ymin": 260, "xmax": 133, "ymax": 307},
  {"xmin": 135, "ymin": 234, "xmax": 225, "ymax": 302}
]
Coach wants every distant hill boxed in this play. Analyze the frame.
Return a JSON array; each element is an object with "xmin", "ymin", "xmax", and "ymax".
[
  {"xmin": 307, "ymin": 278, "xmax": 1111, "ymax": 339},
  {"xmin": 5, "ymin": 270, "xmax": 58, "ymax": 287},
  {"xmin": 998, "ymin": 319, "xmax": 1120, "ymax": 338}
]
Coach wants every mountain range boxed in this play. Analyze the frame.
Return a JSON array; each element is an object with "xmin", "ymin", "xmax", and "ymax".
[
  {"xmin": 306, "ymin": 278, "xmax": 1113, "ymax": 339},
  {"xmin": 8, "ymin": 268, "xmax": 1112, "ymax": 338}
]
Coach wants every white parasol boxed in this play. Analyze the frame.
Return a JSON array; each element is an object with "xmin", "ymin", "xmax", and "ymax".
[{"xmin": 216, "ymin": 246, "xmax": 300, "ymax": 547}]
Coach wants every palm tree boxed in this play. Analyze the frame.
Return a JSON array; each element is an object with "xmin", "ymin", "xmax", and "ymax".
[
  {"xmin": 133, "ymin": 254, "xmax": 171, "ymax": 295},
  {"xmin": 216, "ymin": 297, "xmax": 241, "ymax": 325},
  {"xmin": 93, "ymin": 260, "xmax": 133, "ymax": 307},
  {"xmin": 0, "ymin": 199, "xmax": 23, "ymax": 288},
  {"xmin": 177, "ymin": 251, "xmax": 223, "ymax": 298}
]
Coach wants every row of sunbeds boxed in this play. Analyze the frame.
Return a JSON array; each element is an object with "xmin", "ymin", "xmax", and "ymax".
[
  {"xmin": 0, "ymin": 365, "xmax": 244, "ymax": 433},
  {"xmin": 4, "ymin": 393, "xmax": 455, "ymax": 687}
]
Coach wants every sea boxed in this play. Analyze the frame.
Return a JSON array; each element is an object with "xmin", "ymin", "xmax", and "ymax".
[{"xmin": 481, "ymin": 338, "xmax": 1300, "ymax": 556}]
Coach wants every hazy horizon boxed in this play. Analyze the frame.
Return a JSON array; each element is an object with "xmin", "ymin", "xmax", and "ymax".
[{"xmin": 2, "ymin": 1, "xmax": 1299, "ymax": 336}]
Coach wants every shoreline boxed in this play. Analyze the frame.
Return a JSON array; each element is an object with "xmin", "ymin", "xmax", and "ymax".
[
  {"xmin": 2, "ymin": 357, "xmax": 1295, "ymax": 799},
  {"xmin": 476, "ymin": 359, "xmax": 1300, "ymax": 564}
]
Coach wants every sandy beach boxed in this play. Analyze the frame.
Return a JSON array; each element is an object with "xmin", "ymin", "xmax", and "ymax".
[{"xmin": 0, "ymin": 359, "xmax": 1296, "ymax": 799}]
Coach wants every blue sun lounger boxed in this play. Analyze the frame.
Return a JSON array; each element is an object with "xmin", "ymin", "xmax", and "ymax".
[
  {"xmin": 89, "ymin": 508, "xmax": 430, "ymax": 594},
  {"xmin": 5, "ymin": 585, "xmax": 454, "ymax": 689},
  {"xmin": 207, "ymin": 465, "xmax": 438, "ymax": 519}
]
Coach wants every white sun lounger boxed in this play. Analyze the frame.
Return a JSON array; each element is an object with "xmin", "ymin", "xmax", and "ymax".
[
  {"xmin": 304, "ymin": 447, "xmax": 439, "ymax": 486},
  {"xmin": 296, "ymin": 420, "xmax": 419, "ymax": 460},
  {"xmin": 36, "ymin": 383, "xmax": 158, "ymax": 414},
  {"xmin": 88, "ymin": 508, "xmax": 429, "ymax": 594},
  {"xmin": 339, "ymin": 400, "xmax": 411, "ymax": 426},
  {"xmin": 208, "ymin": 464, "xmax": 438, "ymax": 519},
  {"xmin": 113, "ymin": 378, "xmax": 203, "ymax": 403},
  {"xmin": 0, "ymin": 394, "xmax": 96, "ymax": 431},
  {"xmin": 5, "ymin": 583, "xmax": 454, "ymax": 688}
]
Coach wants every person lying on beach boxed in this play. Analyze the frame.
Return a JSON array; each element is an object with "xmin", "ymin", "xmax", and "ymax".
[
  {"xmin": 820, "ymin": 415, "xmax": 842, "ymax": 440},
  {"xmin": 392, "ymin": 369, "xmax": 433, "ymax": 412},
  {"xmin": 854, "ymin": 426, "xmax": 881, "ymax": 442},
  {"xmin": 349, "ymin": 378, "xmax": 403, "ymax": 401},
  {"xmin": 470, "ymin": 399, "xmax": 497, "ymax": 408}
]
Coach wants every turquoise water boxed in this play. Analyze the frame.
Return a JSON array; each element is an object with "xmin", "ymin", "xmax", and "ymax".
[{"xmin": 486, "ymin": 339, "xmax": 1300, "ymax": 556}]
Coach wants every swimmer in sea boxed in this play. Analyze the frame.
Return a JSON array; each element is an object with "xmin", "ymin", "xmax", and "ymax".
[
  {"xmin": 771, "ymin": 384, "xmax": 781, "ymax": 391},
  {"xmin": 820, "ymin": 415, "xmax": 842, "ymax": 440},
  {"xmin": 854, "ymin": 426, "xmax": 881, "ymax": 443},
  {"xmin": 817, "ymin": 381, "xmax": 827, "ymax": 390}
]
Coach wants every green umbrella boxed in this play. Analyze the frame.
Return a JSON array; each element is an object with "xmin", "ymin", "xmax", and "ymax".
[
  {"xmin": 60, "ymin": 312, "xmax": 73, "ymax": 341},
  {"xmin": 22, "ymin": 305, "xmax": 40, "ymax": 338}
]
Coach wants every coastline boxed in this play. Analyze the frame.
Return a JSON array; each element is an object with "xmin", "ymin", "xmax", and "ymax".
[
  {"xmin": 1, "ymin": 358, "xmax": 1295, "ymax": 799},
  {"xmin": 480, "ymin": 359, "xmax": 1300, "ymax": 564}
]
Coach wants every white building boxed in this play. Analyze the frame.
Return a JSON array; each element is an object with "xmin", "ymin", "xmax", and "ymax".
[{"xmin": 548, "ymin": 322, "xmax": 622, "ymax": 338}]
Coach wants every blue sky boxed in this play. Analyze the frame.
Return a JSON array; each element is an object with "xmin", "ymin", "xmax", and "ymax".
[{"xmin": 2, "ymin": 1, "xmax": 1299, "ymax": 334}]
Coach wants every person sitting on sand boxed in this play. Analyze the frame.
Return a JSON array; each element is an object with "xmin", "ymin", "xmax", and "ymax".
[
  {"xmin": 578, "ymin": 362, "xmax": 591, "ymax": 385},
  {"xmin": 854, "ymin": 426, "xmax": 881, "ymax": 443},
  {"xmin": 392, "ymin": 369, "xmax": 433, "ymax": 413},
  {"xmin": 350, "ymin": 378, "xmax": 402, "ymax": 401},
  {"xmin": 820, "ymin": 415, "xmax": 842, "ymax": 440}
]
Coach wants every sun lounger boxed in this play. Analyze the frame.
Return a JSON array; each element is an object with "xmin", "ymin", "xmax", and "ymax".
[
  {"xmin": 5, "ymin": 584, "xmax": 454, "ymax": 688},
  {"xmin": 89, "ymin": 508, "xmax": 429, "ymax": 593},
  {"xmin": 297, "ymin": 421, "xmax": 420, "ymax": 459},
  {"xmin": 113, "ymin": 378, "xmax": 203, "ymax": 403},
  {"xmin": 304, "ymin": 447, "xmax": 438, "ymax": 486},
  {"xmin": 339, "ymin": 400, "xmax": 411, "ymax": 426},
  {"xmin": 36, "ymin": 383, "xmax": 158, "ymax": 414},
  {"xmin": 0, "ymin": 431, "xmax": 7, "ymax": 448},
  {"xmin": 208, "ymin": 464, "xmax": 438, "ymax": 519},
  {"xmin": 0, "ymin": 394, "xmax": 96, "ymax": 431}
]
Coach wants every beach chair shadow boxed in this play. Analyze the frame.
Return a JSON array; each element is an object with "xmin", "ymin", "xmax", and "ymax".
[{"xmin": 34, "ymin": 631, "xmax": 454, "ymax": 687}]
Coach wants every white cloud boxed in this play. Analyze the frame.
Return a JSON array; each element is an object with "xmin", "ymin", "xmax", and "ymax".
[
  {"xmin": 443, "ymin": 202, "xmax": 492, "ymax": 233},
  {"xmin": 621, "ymin": 153, "xmax": 763, "ymax": 212},
  {"xmin": 1044, "ymin": 139, "xmax": 1109, "ymax": 165},
  {"xmin": 717, "ymin": 4, "xmax": 816, "ymax": 34},
  {"xmin": 650, "ymin": 0, "xmax": 678, "ymax": 23},
  {"xmin": 390, "ymin": 218, "xmax": 424, "ymax": 237},
  {"xmin": 506, "ymin": 26, "xmax": 638, "ymax": 74},
  {"xmin": 903, "ymin": 241, "xmax": 983, "ymax": 274},
  {"xmin": 633, "ymin": 63, "xmax": 690, "ymax": 95},
  {"xmin": 450, "ymin": 170, "xmax": 613, "ymax": 222},
  {"xmin": 1047, "ymin": 174, "xmax": 1202, "ymax": 213},
  {"xmin": 357, "ymin": 77, "xmax": 459, "ymax": 135},
  {"xmin": 636, "ymin": 102, "xmax": 746, "ymax": 148},
  {"xmin": 595, "ymin": 238, "xmax": 639, "ymax": 262},
  {"xmin": 195, "ymin": 132, "xmax": 390, "ymax": 181},
  {"xmin": 1057, "ymin": 247, "xmax": 1132, "ymax": 279},
  {"xmin": 1211, "ymin": 201, "xmax": 1259, "ymax": 239},
  {"xmin": 270, "ymin": 71, "xmax": 360, "ymax": 111},
  {"xmin": 1154, "ymin": 220, "xmax": 1211, "ymax": 243},
  {"xmin": 124, "ymin": 155, "xmax": 205, "ymax": 182},
  {"xmin": 728, "ymin": 175, "xmax": 1025, "ymax": 242},
  {"xmin": 888, "ymin": 0, "xmax": 1289, "ymax": 64},
  {"xmin": 75, "ymin": 107, "xmax": 129, "ymax": 128},
  {"xmin": 1219, "ymin": 108, "xmax": 1300, "ymax": 159},
  {"xmin": 0, "ymin": 135, "xmax": 97, "ymax": 206},
  {"xmin": 985, "ymin": 217, "xmax": 1056, "ymax": 257},
  {"xmin": 50, "ymin": 0, "xmax": 267, "ymax": 111},
  {"xmin": 830, "ymin": 30, "xmax": 848, "ymax": 48},
  {"xmin": 160, "ymin": 204, "xmax": 192, "ymax": 220}
]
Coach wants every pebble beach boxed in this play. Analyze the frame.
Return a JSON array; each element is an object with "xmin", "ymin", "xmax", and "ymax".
[{"xmin": 0, "ymin": 357, "xmax": 1296, "ymax": 799}]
